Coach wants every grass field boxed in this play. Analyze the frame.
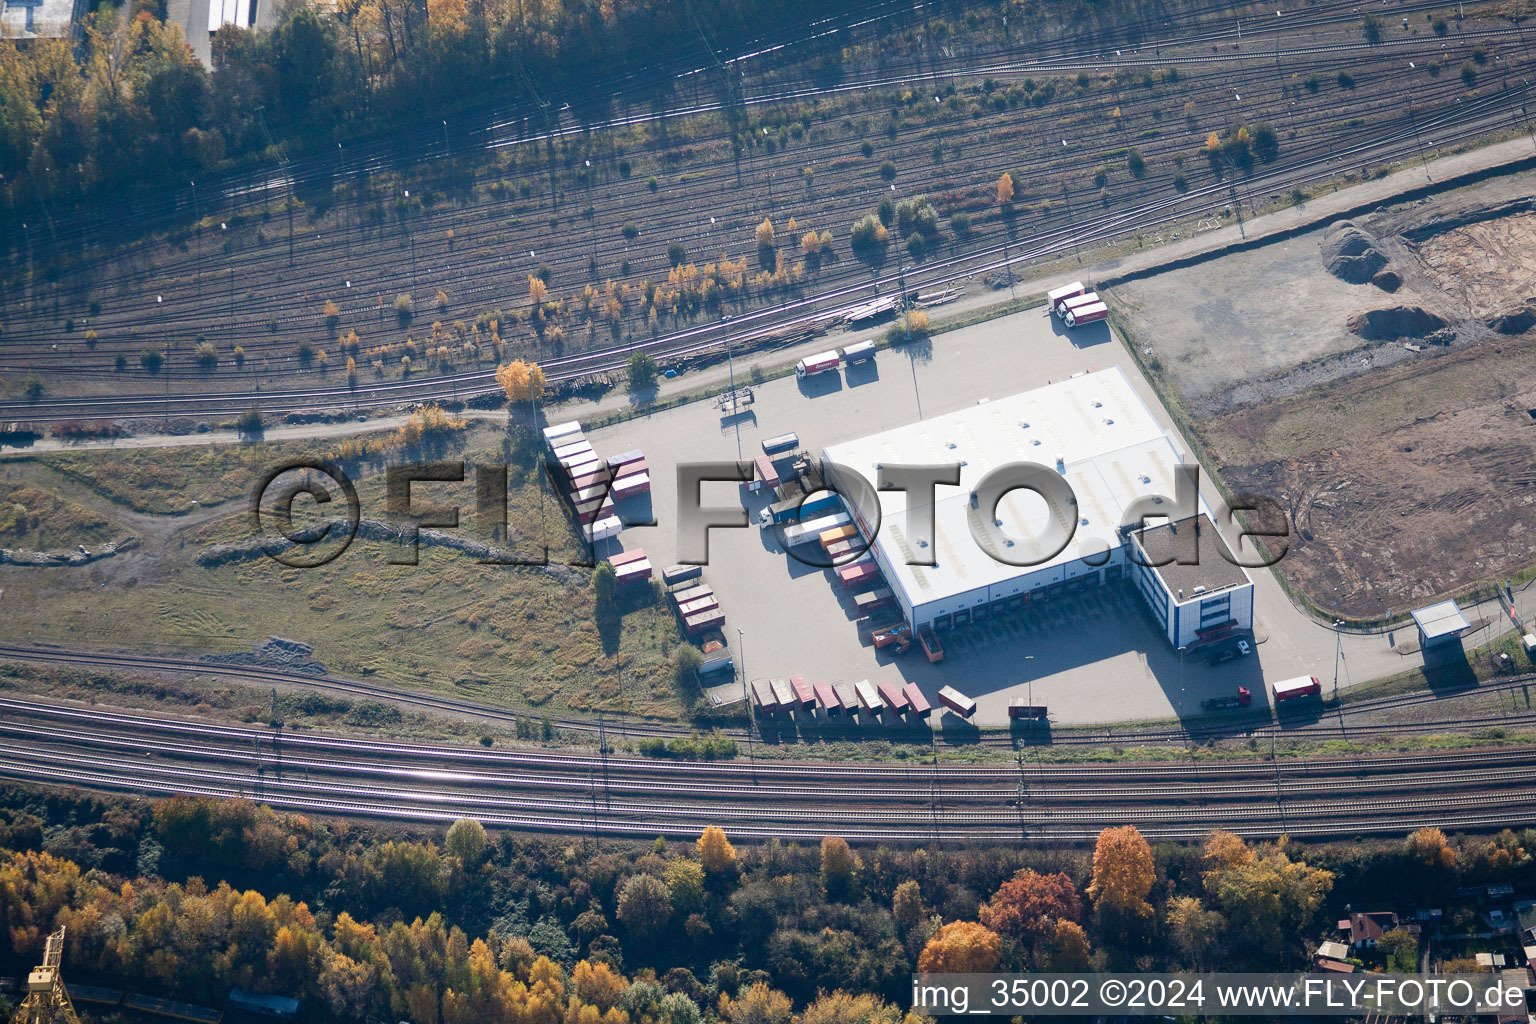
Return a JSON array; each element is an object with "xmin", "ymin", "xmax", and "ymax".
[
  {"xmin": 0, "ymin": 477, "xmax": 121, "ymax": 550},
  {"xmin": 0, "ymin": 422, "xmax": 698, "ymax": 719}
]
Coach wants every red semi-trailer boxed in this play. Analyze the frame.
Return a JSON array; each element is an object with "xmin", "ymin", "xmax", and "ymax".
[
  {"xmin": 937, "ymin": 685, "xmax": 977, "ymax": 719},
  {"xmin": 877, "ymin": 680, "xmax": 910, "ymax": 714},
  {"xmin": 812, "ymin": 680, "xmax": 840, "ymax": 716},
  {"xmin": 903, "ymin": 683, "xmax": 932, "ymax": 719},
  {"xmin": 838, "ymin": 561, "xmax": 879, "ymax": 589},
  {"xmin": 789, "ymin": 675, "xmax": 816, "ymax": 710}
]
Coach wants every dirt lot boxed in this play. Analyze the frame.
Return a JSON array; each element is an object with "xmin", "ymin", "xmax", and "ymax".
[{"xmin": 1114, "ymin": 170, "xmax": 1536, "ymax": 618}]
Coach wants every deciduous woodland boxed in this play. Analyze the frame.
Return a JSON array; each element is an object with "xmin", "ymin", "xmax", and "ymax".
[{"xmin": 0, "ymin": 788, "xmax": 1524, "ymax": 1020}]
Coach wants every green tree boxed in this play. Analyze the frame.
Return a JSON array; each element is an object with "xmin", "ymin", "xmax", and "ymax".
[
  {"xmin": 849, "ymin": 214, "xmax": 889, "ymax": 269},
  {"xmin": 626, "ymin": 351, "xmax": 658, "ymax": 391},
  {"xmin": 892, "ymin": 880, "xmax": 924, "ymax": 930},
  {"xmin": 1379, "ymin": 927, "xmax": 1418, "ymax": 972},
  {"xmin": 593, "ymin": 562, "xmax": 617, "ymax": 604},
  {"xmin": 616, "ymin": 874, "xmax": 672, "ymax": 937},
  {"xmin": 445, "ymin": 818, "xmax": 488, "ymax": 865},
  {"xmin": 820, "ymin": 835, "xmax": 855, "ymax": 898},
  {"xmin": 1251, "ymin": 123, "xmax": 1280, "ymax": 164},
  {"xmin": 1204, "ymin": 842, "xmax": 1334, "ymax": 957},
  {"xmin": 664, "ymin": 858, "xmax": 706, "ymax": 916},
  {"xmin": 1165, "ymin": 896, "xmax": 1225, "ymax": 969}
]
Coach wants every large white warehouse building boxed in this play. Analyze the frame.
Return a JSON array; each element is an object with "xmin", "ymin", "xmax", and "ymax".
[{"xmin": 820, "ymin": 366, "xmax": 1253, "ymax": 646}]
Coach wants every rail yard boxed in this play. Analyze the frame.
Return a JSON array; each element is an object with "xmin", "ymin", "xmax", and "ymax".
[
  {"xmin": 2, "ymin": 0, "xmax": 1536, "ymax": 846},
  {"xmin": 5, "ymin": 0, "xmax": 1536, "ymax": 422},
  {"xmin": 17, "ymin": 0, "xmax": 1536, "ymax": 1017}
]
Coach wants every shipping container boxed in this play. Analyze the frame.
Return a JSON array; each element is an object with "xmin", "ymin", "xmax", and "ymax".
[
  {"xmin": 838, "ymin": 560, "xmax": 880, "ymax": 589},
  {"xmin": 1008, "ymin": 699, "xmax": 1049, "ymax": 720},
  {"xmin": 824, "ymin": 539, "xmax": 856, "ymax": 561},
  {"xmin": 820, "ymin": 524, "xmax": 857, "ymax": 548},
  {"xmin": 854, "ymin": 679, "xmax": 883, "ymax": 715},
  {"xmin": 543, "ymin": 421, "xmax": 583, "ymax": 447},
  {"xmin": 762, "ymin": 433, "xmax": 800, "ymax": 455},
  {"xmin": 937, "ymin": 685, "xmax": 977, "ymax": 719},
  {"xmin": 903, "ymin": 683, "xmax": 932, "ymax": 719},
  {"xmin": 553, "ymin": 440, "xmax": 594, "ymax": 462},
  {"xmin": 812, "ymin": 680, "xmax": 840, "ymax": 716},
  {"xmin": 750, "ymin": 678, "xmax": 778, "ymax": 715},
  {"xmin": 676, "ymin": 595, "xmax": 719, "ymax": 617},
  {"xmin": 877, "ymin": 680, "xmax": 910, "ymax": 714},
  {"xmin": 765, "ymin": 492, "xmax": 840, "ymax": 525},
  {"xmin": 609, "ymin": 548, "xmax": 646, "ymax": 566},
  {"xmin": 840, "ymin": 340, "xmax": 876, "ymax": 364},
  {"xmin": 1047, "ymin": 281, "xmax": 1086, "ymax": 314},
  {"xmin": 770, "ymin": 677, "xmax": 796, "ymax": 709},
  {"xmin": 684, "ymin": 609, "xmax": 725, "ymax": 634},
  {"xmin": 662, "ymin": 565, "xmax": 702, "ymax": 586},
  {"xmin": 611, "ymin": 474, "xmax": 651, "ymax": 498},
  {"xmin": 670, "ymin": 584, "xmax": 714, "ymax": 605},
  {"xmin": 614, "ymin": 559, "xmax": 652, "ymax": 584},
  {"xmin": 854, "ymin": 587, "xmax": 896, "ymax": 615},
  {"xmin": 585, "ymin": 516, "xmax": 622, "ymax": 542},
  {"xmin": 575, "ymin": 496, "xmax": 615, "ymax": 524},
  {"xmin": 1064, "ymin": 301, "xmax": 1108, "ymax": 328},
  {"xmin": 789, "ymin": 675, "xmax": 815, "ymax": 709},
  {"xmin": 831, "ymin": 680, "xmax": 859, "ymax": 714},
  {"xmin": 1272, "ymin": 675, "xmax": 1323, "ymax": 701},
  {"xmin": 563, "ymin": 457, "xmax": 605, "ymax": 481},
  {"xmin": 750, "ymin": 455, "xmax": 780, "ymax": 493},
  {"xmin": 698, "ymin": 648, "xmax": 734, "ymax": 676},
  {"xmin": 607, "ymin": 448, "xmax": 645, "ymax": 469},
  {"xmin": 795, "ymin": 351, "xmax": 841, "ymax": 378},
  {"xmin": 782, "ymin": 512, "xmax": 851, "ymax": 546},
  {"xmin": 614, "ymin": 459, "xmax": 648, "ymax": 479}
]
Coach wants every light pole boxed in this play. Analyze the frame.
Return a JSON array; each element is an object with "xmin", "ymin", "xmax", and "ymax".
[
  {"xmin": 1332, "ymin": 619, "xmax": 1345, "ymax": 700},
  {"xmin": 738, "ymin": 627, "xmax": 754, "ymax": 762}
]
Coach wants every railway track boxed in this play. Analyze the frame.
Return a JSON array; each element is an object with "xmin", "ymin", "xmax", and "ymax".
[
  {"xmin": 4, "ymin": 640, "xmax": 1536, "ymax": 748},
  {"xmin": 5, "ymin": 9, "xmax": 1533, "ymax": 420},
  {"xmin": 2, "ymin": 694, "xmax": 1536, "ymax": 840}
]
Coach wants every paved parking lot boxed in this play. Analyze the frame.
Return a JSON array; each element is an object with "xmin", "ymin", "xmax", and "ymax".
[{"xmin": 590, "ymin": 306, "xmax": 1426, "ymax": 728}]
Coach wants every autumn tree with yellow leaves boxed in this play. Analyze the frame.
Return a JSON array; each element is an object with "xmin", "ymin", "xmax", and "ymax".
[
  {"xmin": 697, "ymin": 825, "xmax": 737, "ymax": 876},
  {"xmin": 495, "ymin": 359, "xmax": 546, "ymax": 404},
  {"xmin": 917, "ymin": 921, "xmax": 1002, "ymax": 973}
]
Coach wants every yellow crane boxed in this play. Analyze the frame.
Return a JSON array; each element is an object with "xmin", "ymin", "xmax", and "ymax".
[{"xmin": 12, "ymin": 927, "xmax": 81, "ymax": 1024}]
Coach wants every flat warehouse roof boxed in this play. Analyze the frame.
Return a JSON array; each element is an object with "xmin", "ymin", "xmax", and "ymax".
[
  {"xmin": 822, "ymin": 367, "xmax": 1208, "ymax": 609},
  {"xmin": 1134, "ymin": 514, "xmax": 1251, "ymax": 597}
]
